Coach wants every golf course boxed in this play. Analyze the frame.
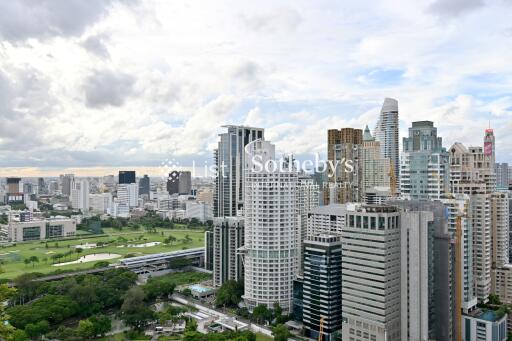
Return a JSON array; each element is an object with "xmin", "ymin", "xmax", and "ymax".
[{"xmin": 0, "ymin": 227, "xmax": 205, "ymax": 280}]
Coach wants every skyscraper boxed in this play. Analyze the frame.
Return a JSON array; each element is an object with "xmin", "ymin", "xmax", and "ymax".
[
  {"xmin": 484, "ymin": 128, "xmax": 496, "ymax": 168},
  {"xmin": 6, "ymin": 177, "xmax": 21, "ymax": 194},
  {"xmin": 374, "ymin": 98, "xmax": 399, "ymax": 184},
  {"xmin": 448, "ymin": 142, "xmax": 498, "ymax": 303},
  {"xmin": 214, "ymin": 125, "xmax": 264, "ymax": 217},
  {"xmin": 61, "ymin": 174, "xmax": 74, "ymax": 196},
  {"xmin": 297, "ymin": 173, "xmax": 320, "ymax": 274},
  {"xmin": 242, "ymin": 139, "xmax": 299, "ymax": 312},
  {"xmin": 167, "ymin": 171, "xmax": 180, "ymax": 195},
  {"xmin": 212, "ymin": 217, "xmax": 244, "ymax": 287},
  {"xmin": 71, "ymin": 179, "xmax": 89, "ymax": 212},
  {"xmin": 400, "ymin": 121, "xmax": 450, "ymax": 200},
  {"xmin": 117, "ymin": 183, "xmax": 138, "ymax": 208},
  {"xmin": 178, "ymin": 171, "xmax": 192, "ymax": 195},
  {"xmin": 37, "ymin": 178, "xmax": 46, "ymax": 195},
  {"xmin": 302, "ymin": 234, "xmax": 342, "ymax": 341},
  {"xmin": 166, "ymin": 171, "xmax": 192, "ymax": 195},
  {"xmin": 139, "ymin": 174, "xmax": 150, "ymax": 196},
  {"xmin": 389, "ymin": 200, "xmax": 454, "ymax": 341},
  {"xmin": 362, "ymin": 125, "xmax": 393, "ymax": 195},
  {"xmin": 440, "ymin": 194, "xmax": 477, "ymax": 312},
  {"xmin": 496, "ymin": 163, "xmax": 509, "ymax": 189},
  {"xmin": 204, "ymin": 230, "xmax": 214, "ymax": 271},
  {"xmin": 341, "ymin": 205, "xmax": 401, "ymax": 341},
  {"xmin": 118, "ymin": 171, "xmax": 136, "ymax": 184},
  {"xmin": 325, "ymin": 127, "xmax": 363, "ymax": 204}
]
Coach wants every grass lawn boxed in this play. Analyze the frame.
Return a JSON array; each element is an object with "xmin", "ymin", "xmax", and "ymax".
[
  {"xmin": 0, "ymin": 227, "xmax": 205, "ymax": 280},
  {"xmin": 256, "ymin": 333, "xmax": 274, "ymax": 341}
]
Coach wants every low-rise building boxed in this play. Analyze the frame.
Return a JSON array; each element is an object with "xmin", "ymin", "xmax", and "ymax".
[
  {"xmin": 462, "ymin": 309, "xmax": 507, "ymax": 341},
  {"xmin": 8, "ymin": 217, "xmax": 76, "ymax": 242}
]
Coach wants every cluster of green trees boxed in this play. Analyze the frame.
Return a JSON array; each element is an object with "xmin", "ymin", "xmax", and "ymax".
[
  {"xmin": 214, "ymin": 280, "xmax": 244, "ymax": 308},
  {"xmin": 213, "ymin": 281, "xmax": 290, "ymax": 340},
  {"xmin": 6, "ymin": 269, "xmax": 137, "ymax": 339},
  {"xmin": 3, "ymin": 269, "xmax": 211, "ymax": 340},
  {"xmin": 143, "ymin": 276, "xmax": 176, "ymax": 300}
]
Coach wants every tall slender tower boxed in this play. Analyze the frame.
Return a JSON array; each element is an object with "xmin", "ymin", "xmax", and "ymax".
[
  {"xmin": 214, "ymin": 125, "xmax": 264, "ymax": 217},
  {"xmin": 374, "ymin": 98, "xmax": 399, "ymax": 183}
]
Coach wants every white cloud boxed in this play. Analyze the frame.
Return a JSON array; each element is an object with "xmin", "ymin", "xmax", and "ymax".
[{"xmin": 0, "ymin": 0, "xmax": 511, "ymax": 170}]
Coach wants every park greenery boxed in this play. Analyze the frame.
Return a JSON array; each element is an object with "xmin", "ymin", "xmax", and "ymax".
[
  {"xmin": 214, "ymin": 280, "xmax": 244, "ymax": 308},
  {"xmin": 2, "ymin": 270, "xmax": 210, "ymax": 340}
]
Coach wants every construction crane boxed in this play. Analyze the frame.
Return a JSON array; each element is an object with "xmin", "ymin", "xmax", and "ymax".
[{"xmin": 318, "ymin": 316, "xmax": 325, "ymax": 341}]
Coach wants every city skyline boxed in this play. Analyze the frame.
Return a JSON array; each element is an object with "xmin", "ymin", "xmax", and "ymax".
[
  {"xmin": 0, "ymin": 0, "xmax": 511, "ymax": 173},
  {"xmin": 1, "ymin": 2, "xmax": 512, "ymax": 341}
]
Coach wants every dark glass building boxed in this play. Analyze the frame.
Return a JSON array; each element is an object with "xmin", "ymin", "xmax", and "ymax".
[
  {"xmin": 139, "ymin": 174, "xmax": 150, "ymax": 195},
  {"xmin": 119, "ymin": 171, "xmax": 136, "ymax": 184},
  {"xmin": 303, "ymin": 234, "xmax": 342, "ymax": 341}
]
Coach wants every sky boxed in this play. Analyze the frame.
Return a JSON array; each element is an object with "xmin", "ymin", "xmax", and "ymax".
[{"xmin": 0, "ymin": 0, "xmax": 511, "ymax": 177}]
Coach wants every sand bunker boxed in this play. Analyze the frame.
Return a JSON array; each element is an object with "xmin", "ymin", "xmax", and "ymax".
[
  {"xmin": 117, "ymin": 242, "xmax": 161, "ymax": 248},
  {"xmin": 74, "ymin": 243, "xmax": 97, "ymax": 249},
  {"xmin": 54, "ymin": 253, "xmax": 121, "ymax": 266}
]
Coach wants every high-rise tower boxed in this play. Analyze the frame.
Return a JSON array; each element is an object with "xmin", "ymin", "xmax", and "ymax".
[
  {"xmin": 400, "ymin": 121, "xmax": 450, "ymax": 200},
  {"xmin": 325, "ymin": 128, "xmax": 363, "ymax": 204},
  {"xmin": 374, "ymin": 98, "xmax": 399, "ymax": 184},
  {"xmin": 242, "ymin": 139, "xmax": 299, "ymax": 312},
  {"xmin": 484, "ymin": 128, "xmax": 496, "ymax": 168},
  {"xmin": 214, "ymin": 125, "xmax": 264, "ymax": 217}
]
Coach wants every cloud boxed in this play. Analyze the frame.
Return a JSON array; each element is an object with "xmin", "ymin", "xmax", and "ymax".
[
  {"xmin": 241, "ymin": 7, "xmax": 302, "ymax": 33},
  {"xmin": 0, "ymin": 0, "xmax": 512, "ymax": 170},
  {"xmin": 427, "ymin": 0, "xmax": 485, "ymax": 17},
  {"xmin": 81, "ymin": 33, "xmax": 110, "ymax": 58},
  {"xmin": 83, "ymin": 69, "xmax": 136, "ymax": 108},
  {"xmin": 0, "ymin": 0, "xmax": 130, "ymax": 42}
]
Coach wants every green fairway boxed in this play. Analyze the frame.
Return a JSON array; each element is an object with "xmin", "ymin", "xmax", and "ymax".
[{"xmin": 0, "ymin": 228, "xmax": 205, "ymax": 280}]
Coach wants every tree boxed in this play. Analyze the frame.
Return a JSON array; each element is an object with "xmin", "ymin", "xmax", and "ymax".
[
  {"xmin": 215, "ymin": 280, "xmax": 244, "ymax": 308},
  {"xmin": 489, "ymin": 293, "xmax": 502, "ymax": 305},
  {"xmin": 11, "ymin": 273, "xmax": 39, "ymax": 304},
  {"xmin": 185, "ymin": 318, "xmax": 198, "ymax": 332},
  {"xmin": 75, "ymin": 247, "xmax": 83, "ymax": 260},
  {"xmin": 8, "ymin": 329, "xmax": 29, "ymax": 341},
  {"xmin": 29, "ymin": 256, "xmax": 39, "ymax": 268},
  {"xmin": 77, "ymin": 319, "xmax": 96, "ymax": 339},
  {"xmin": 143, "ymin": 278, "xmax": 175, "ymax": 300},
  {"xmin": 89, "ymin": 315, "xmax": 111, "ymax": 337},
  {"xmin": 252, "ymin": 305, "xmax": 271, "ymax": 324},
  {"xmin": 183, "ymin": 234, "xmax": 193, "ymax": 244},
  {"xmin": 23, "ymin": 259, "xmax": 30, "ymax": 267},
  {"xmin": 120, "ymin": 286, "xmax": 154, "ymax": 331},
  {"xmin": 7, "ymin": 295, "xmax": 79, "ymax": 329},
  {"xmin": 164, "ymin": 235, "xmax": 177, "ymax": 245},
  {"xmin": 0, "ymin": 284, "xmax": 16, "ymax": 340},
  {"xmin": 272, "ymin": 324, "xmax": 291, "ymax": 341},
  {"xmin": 273, "ymin": 302, "xmax": 282, "ymax": 317},
  {"xmin": 24, "ymin": 320, "xmax": 49, "ymax": 339}
]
